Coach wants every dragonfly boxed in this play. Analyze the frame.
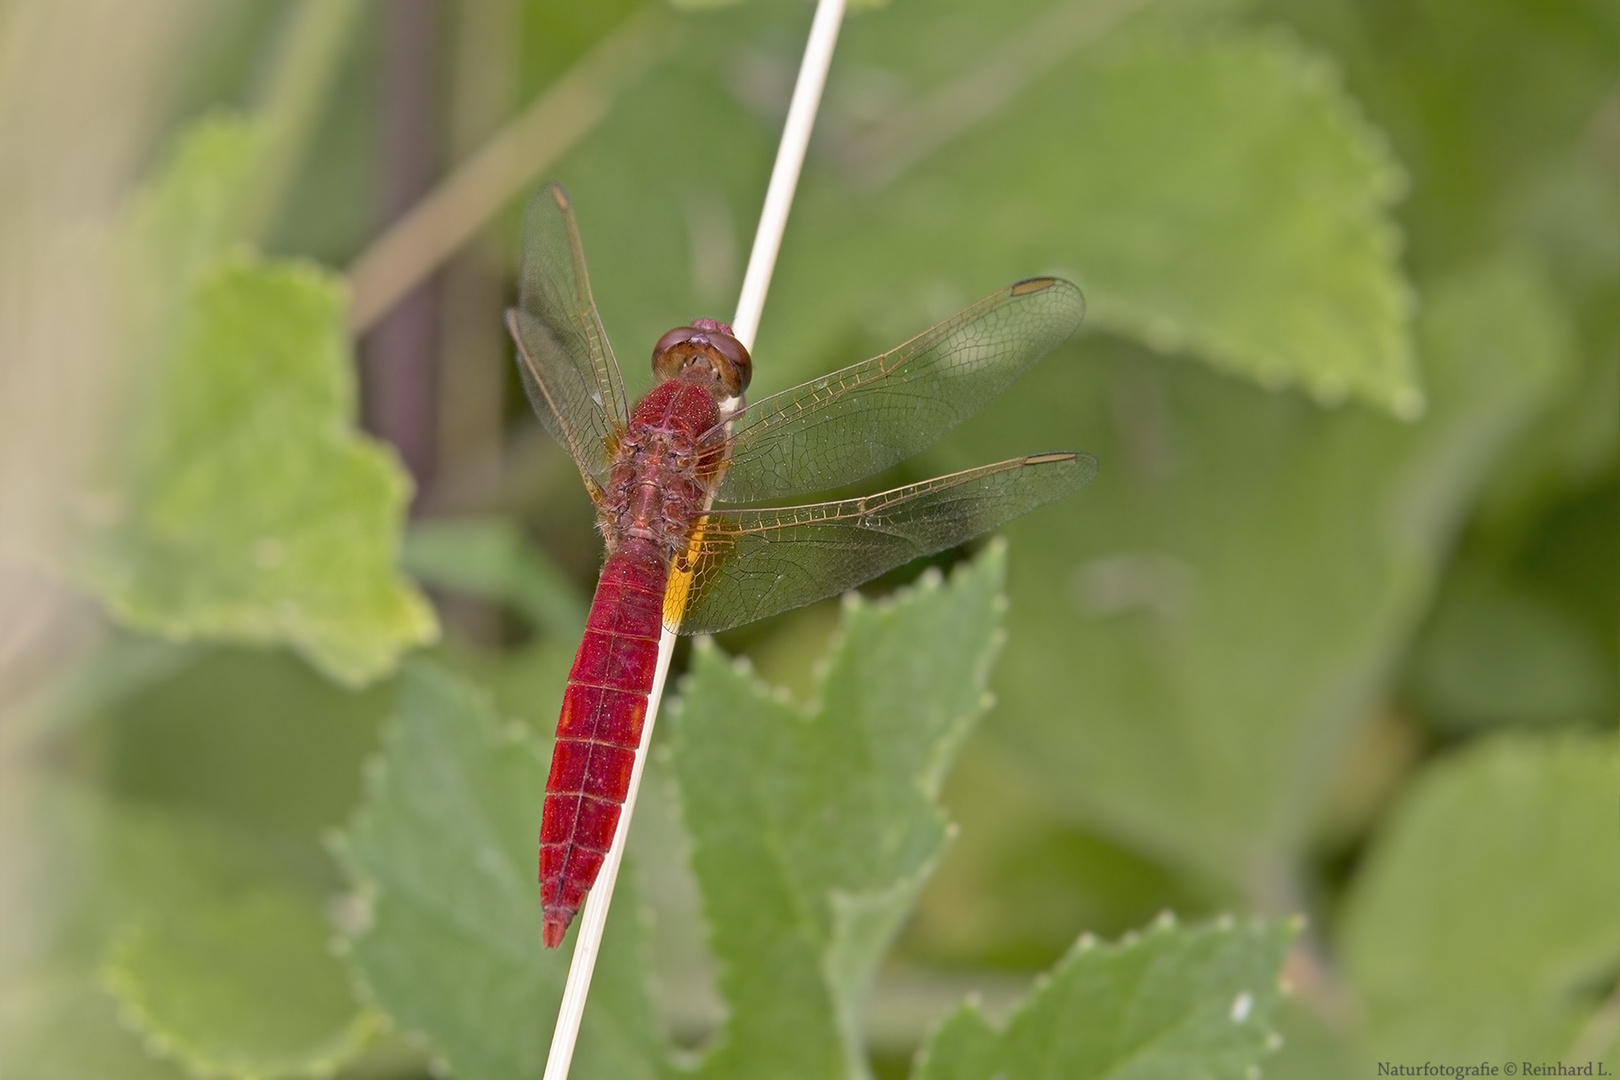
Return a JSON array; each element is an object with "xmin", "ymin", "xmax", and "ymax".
[{"xmin": 508, "ymin": 182, "xmax": 1094, "ymax": 948}]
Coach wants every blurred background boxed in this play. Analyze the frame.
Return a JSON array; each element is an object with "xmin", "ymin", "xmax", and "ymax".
[{"xmin": 0, "ymin": 0, "xmax": 1614, "ymax": 1077}]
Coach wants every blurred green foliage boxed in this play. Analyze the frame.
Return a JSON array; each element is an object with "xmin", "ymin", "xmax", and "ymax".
[
  {"xmin": 2, "ymin": 0, "xmax": 1614, "ymax": 1077},
  {"xmin": 917, "ymin": 915, "xmax": 1295, "ymax": 1080},
  {"xmin": 74, "ymin": 116, "xmax": 437, "ymax": 685},
  {"xmin": 668, "ymin": 553, "xmax": 1009, "ymax": 1080},
  {"xmin": 336, "ymin": 660, "xmax": 660, "ymax": 1080},
  {"xmin": 1340, "ymin": 733, "xmax": 1620, "ymax": 1063}
]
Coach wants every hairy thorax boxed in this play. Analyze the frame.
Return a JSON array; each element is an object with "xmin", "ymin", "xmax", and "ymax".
[{"xmin": 600, "ymin": 380, "xmax": 726, "ymax": 562}]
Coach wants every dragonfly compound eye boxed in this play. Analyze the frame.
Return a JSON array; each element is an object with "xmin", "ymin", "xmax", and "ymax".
[{"xmin": 652, "ymin": 321, "xmax": 752, "ymax": 397}]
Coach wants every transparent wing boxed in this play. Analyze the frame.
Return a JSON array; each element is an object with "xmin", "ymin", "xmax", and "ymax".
[
  {"xmin": 673, "ymin": 452, "xmax": 1097, "ymax": 635},
  {"xmin": 506, "ymin": 182, "xmax": 629, "ymax": 498},
  {"xmin": 715, "ymin": 278, "xmax": 1084, "ymax": 503}
]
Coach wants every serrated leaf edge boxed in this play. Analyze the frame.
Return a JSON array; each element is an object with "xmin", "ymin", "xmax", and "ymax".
[{"xmin": 100, "ymin": 922, "xmax": 379, "ymax": 1080}]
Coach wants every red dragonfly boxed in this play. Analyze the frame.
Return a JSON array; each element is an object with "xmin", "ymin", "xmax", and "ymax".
[{"xmin": 508, "ymin": 183, "xmax": 1094, "ymax": 948}]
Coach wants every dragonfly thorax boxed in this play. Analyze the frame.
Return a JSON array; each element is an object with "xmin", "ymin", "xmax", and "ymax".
[{"xmin": 602, "ymin": 381, "xmax": 726, "ymax": 560}]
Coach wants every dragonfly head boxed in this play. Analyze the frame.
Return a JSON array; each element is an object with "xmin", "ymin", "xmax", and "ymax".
[{"xmin": 652, "ymin": 319, "xmax": 752, "ymax": 402}]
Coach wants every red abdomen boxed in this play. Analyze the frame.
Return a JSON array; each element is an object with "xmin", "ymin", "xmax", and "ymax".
[{"xmin": 539, "ymin": 540, "xmax": 667, "ymax": 948}]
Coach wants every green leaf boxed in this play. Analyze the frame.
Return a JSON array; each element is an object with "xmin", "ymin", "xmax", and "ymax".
[
  {"xmin": 120, "ymin": 115, "xmax": 266, "ymax": 312},
  {"xmin": 404, "ymin": 516, "xmax": 588, "ymax": 639},
  {"xmin": 916, "ymin": 917, "xmax": 1295, "ymax": 1080},
  {"xmin": 77, "ymin": 645, "xmax": 396, "ymax": 1078},
  {"xmin": 971, "ymin": 256, "xmax": 1574, "ymax": 899},
  {"xmin": 62, "ymin": 113, "xmax": 435, "ymax": 684},
  {"xmin": 1, "ymin": 966, "xmax": 191, "ymax": 1080},
  {"xmin": 335, "ymin": 660, "xmax": 659, "ymax": 1080},
  {"xmin": 74, "ymin": 257, "xmax": 436, "ymax": 685},
  {"xmin": 1053, "ymin": 30, "xmax": 1413, "ymax": 414},
  {"xmin": 104, "ymin": 892, "xmax": 372, "ymax": 1079},
  {"xmin": 1260, "ymin": 0, "xmax": 1620, "ymax": 275},
  {"xmin": 98, "ymin": 807, "xmax": 372, "ymax": 1080},
  {"xmin": 1339, "ymin": 732, "xmax": 1620, "ymax": 1061},
  {"xmin": 1257, "ymin": 0, "xmax": 1618, "ymax": 534},
  {"xmin": 558, "ymin": 14, "xmax": 1416, "ymax": 415},
  {"xmin": 791, "ymin": 26, "xmax": 1417, "ymax": 415},
  {"xmin": 669, "ymin": 546, "xmax": 1008, "ymax": 1078},
  {"xmin": 99, "ymin": 645, "xmax": 392, "ymax": 847}
]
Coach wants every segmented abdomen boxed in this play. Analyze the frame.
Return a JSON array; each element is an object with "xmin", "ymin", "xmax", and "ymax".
[{"xmin": 539, "ymin": 540, "xmax": 666, "ymax": 948}]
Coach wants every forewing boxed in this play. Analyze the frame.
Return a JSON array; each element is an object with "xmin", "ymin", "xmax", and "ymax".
[
  {"xmin": 673, "ymin": 452, "xmax": 1097, "ymax": 635},
  {"xmin": 506, "ymin": 182, "xmax": 629, "ymax": 496},
  {"xmin": 715, "ymin": 278, "xmax": 1084, "ymax": 503}
]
